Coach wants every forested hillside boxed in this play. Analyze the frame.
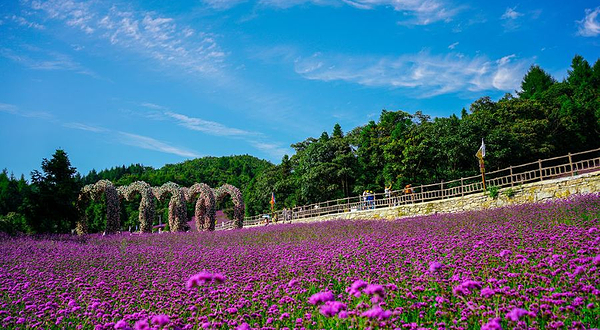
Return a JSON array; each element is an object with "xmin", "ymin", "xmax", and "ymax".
[{"xmin": 1, "ymin": 55, "xmax": 599, "ymax": 233}]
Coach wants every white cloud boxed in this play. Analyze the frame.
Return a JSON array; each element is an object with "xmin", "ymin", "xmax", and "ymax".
[
  {"xmin": 577, "ymin": 7, "xmax": 600, "ymax": 37},
  {"xmin": 0, "ymin": 47, "xmax": 98, "ymax": 77},
  {"xmin": 501, "ymin": 7, "xmax": 522, "ymax": 20},
  {"xmin": 248, "ymin": 140, "xmax": 290, "ymax": 159},
  {"xmin": 204, "ymin": 0, "xmax": 249, "ymax": 9},
  {"xmin": 294, "ymin": 51, "xmax": 530, "ymax": 97},
  {"xmin": 9, "ymin": 15, "xmax": 46, "ymax": 30},
  {"xmin": 165, "ymin": 111, "xmax": 257, "ymax": 137},
  {"xmin": 204, "ymin": 0, "xmax": 458, "ymax": 25},
  {"xmin": 63, "ymin": 122, "xmax": 108, "ymax": 132},
  {"xmin": 140, "ymin": 102, "xmax": 168, "ymax": 110},
  {"xmin": 27, "ymin": 0, "xmax": 226, "ymax": 75},
  {"xmin": 118, "ymin": 132, "xmax": 201, "ymax": 158},
  {"xmin": 500, "ymin": 7, "xmax": 523, "ymax": 31},
  {"xmin": 133, "ymin": 104, "xmax": 289, "ymax": 158},
  {"xmin": 448, "ymin": 41, "xmax": 459, "ymax": 49},
  {"xmin": 0, "ymin": 103, "xmax": 19, "ymax": 114},
  {"xmin": 0, "ymin": 103, "xmax": 54, "ymax": 119}
]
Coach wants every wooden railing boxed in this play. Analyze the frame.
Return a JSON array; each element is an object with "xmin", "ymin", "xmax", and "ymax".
[{"xmin": 215, "ymin": 148, "xmax": 600, "ymax": 231}]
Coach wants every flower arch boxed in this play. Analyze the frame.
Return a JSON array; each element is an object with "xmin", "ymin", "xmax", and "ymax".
[
  {"xmin": 153, "ymin": 182, "xmax": 188, "ymax": 232},
  {"xmin": 185, "ymin": 183, "xmax": 217, "ymax": 231},
  {"xmin": 77, "ymin": 180, "xmax": 120, "ymax": 235},
  {"xmin": 213, "ymin": 184, "xmax": 245, "ymax": 229},
  {"xmin": 120, "ymin": 181, "xmax": 155, "ymax": 233}
]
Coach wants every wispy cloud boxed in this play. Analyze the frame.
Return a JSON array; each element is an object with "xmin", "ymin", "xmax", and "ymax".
[
  {"xmin": 501, "ymin": 7, "xmax": 522, "ymax": 20},
  {"xmin": 0, "ymin": 103, "xmax": 19, "ymax": 114},
  {"xmin": 118, "ymin": 132, "xmax": 201, "ymax": 158},
  {"xmin": 8, "ymin": 15, "xmax": 46, "ymax": 30},
  {"xmin": 448, "ymin": 41, "xmax": 459, "ymax": 49},
  {"xmin": 133, "ymin": 102, "xmax": 290, "ymax": 158},
  {"xmin": 0, "ymin": 102, "xmax": 54, "ymax": 119},
  {"xmin": 165, "ymin": 111, "xmax": 257, "ymax": 137},
  {"xmin": 294, "ymin": 51, "xmax": 530, "ymax": 97},
  {"xmin": 61, "ymin": 119, "xmax": 201, "ymax": 158},
  {"xmin": 63, "ymin": 122, "xmax": 108, "ymax": 132},
  {"xmin": 0, "ymin": 46, "xmax": 99, "ymax": 77},
  {"xmin": 248, "ymin": 141, "xmax": 290, "ymax": 159},
  {"xmin": 140, "ymin": 102, "xmax": 168, "ymax": 110},
  {"xmin": 204, "ymin": 0, "xmax": 458, "ymax": 25},
  {"xmin": 577, "ymin": 7, "xmax": 600, "ymax": 37},
  {"xmin": 26, "ymin": 0, "xmax": 226, "ymax": 75},
  {"xmin": 501, "ymin": 7, "xmax": 523, "ymax": 31}
]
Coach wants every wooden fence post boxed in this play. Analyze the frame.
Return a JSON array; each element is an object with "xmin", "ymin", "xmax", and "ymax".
[
  {"xmin": 441, "ymin": 181, "xmax": 444, "ymax": 199},
  {"xmin": 509, "ymin": 166, "xmax": 514, "ymax": 187},
  {"xmin": 538, "ymin": 159, "xmax": 543, "ymax": 181},
  {"xmin": 568, "ymin": 153, "xmax": 574, "ymax": 176},
  {"xmin": 420, "ymin": 185, "xmax": 424, "ymax": 203},
  {"xmin": 460, "ymin": 178, "xmax": 464, "ymax": 197}
]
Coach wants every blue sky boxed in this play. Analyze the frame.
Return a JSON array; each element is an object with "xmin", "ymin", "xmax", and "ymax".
[{"xmin": 1, "ymin": 0, "xmax": 599, "ymax": 178}]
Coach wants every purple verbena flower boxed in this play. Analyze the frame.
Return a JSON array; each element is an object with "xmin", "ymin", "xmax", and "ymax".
[
  {"xmin": 429, "ymin": 261, "xmax": 443, "ymax": 272},
  {"xmin": 134, "ymin": 320, "xmax": 150, "ymax": 330},
  {"xmin": 481, "ymin": 287, "xmax": 495, "ymax": 298},
  {"xmin": 319, "ymin": 301, "xmax": 346, "ymax": 317},
  {"xmin": 364, "ymin": 284, "xmax": 385, "ymax": 297},
  {"xmin": 308, "ymin": 291, "xmax": 334, "ymax": 305},
  {"xmin": 506, "ymin": 307, "xmax": 528, "ymax": 322},
  {"xmin": 114, "ymin": 320, "xmax": 128, "ymax": 329},
  {"xmin": 482, "ymin": 317, "xmax": 502, "ymax": 330},
  {"xmin": 151, "ymin": 315, "xmax": 170, "ymax": 327}
]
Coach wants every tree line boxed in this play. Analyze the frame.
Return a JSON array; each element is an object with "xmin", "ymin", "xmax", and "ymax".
[{"xmin": 1, "ymin": 55, "xmax": 598, "ymax": 234}]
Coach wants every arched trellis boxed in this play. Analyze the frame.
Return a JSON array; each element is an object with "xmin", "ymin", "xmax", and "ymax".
[
  {"xmin": 119, "ymin": 181, "xmax": 155, "ymax": 233},
  {"xmin": 213, "ymin": 184, "xmax": 245, "ymax": 229},
  {"xmin": 185, "ymin": 183, "xmax": 216, "ymax": 231},
  {"xmin": 77, "ymin": 180, "xmax": 120, "ymax": 235},
  {"xmin": 153, "ymin": 182, "xmax": 187, "ymax": 232}
]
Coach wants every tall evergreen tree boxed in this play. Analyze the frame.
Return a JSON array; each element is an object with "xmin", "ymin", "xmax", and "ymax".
[
  {"xmin": 519, "ymin": 65, "xmax": 555, "ymax": 99},
  {"xmin": 26, "ymin": 149, "xmax": 80, "ymax": 233}
]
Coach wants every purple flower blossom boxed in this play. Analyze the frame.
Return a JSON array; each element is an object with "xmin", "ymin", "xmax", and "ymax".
[
  {"xmin": 318, "ymin": 301, "xmax": 346, "ymax": 317},
  {"xmin": 361, "ymin": 306, "xmax": 392, "ymax": 320},
  {"xmin": 114, "ymin": 320, "xmax": 128, "ymax": 329},
  {"xmin": 453, "ymin": 280, "xmax": 481, "ymax": 296},
  {"xmin": 151, "ymin": 315, "xmax": 170, "ymax": 327},
  {"xmin": 481, "ymin": 287, "xmax": 495, "ymax": 298},
  {"xmin": 186, "ymin": 271, "xmax": 225, "ymax": 288},
  {"xmin": 429, "ymin": 261, "xmax": 443, "ymax": 272},
  {"xmin": 363, "ymin": 284, "xmax": 385, "ymax": 296},
  {"xmin": 236, "ymin": 323, "xmax": 250, "ymax": 330},
  {"xmin": 482, "ymin": 317, "xmax": 502, "ymax": 330},
  {"xmin": 499, "ymin": 250, "xmax": 512, "ymax": 257},
  {"xmin": 134, "ymin": 320, "xmax": 149, "ymax": 330},
  {"xmin": 506, "ymin": 307, "xmax": 528, "ymax": 322},
  {"xmin": 308, "ymin": 291, "xmax": 334, "ymax": 305}
]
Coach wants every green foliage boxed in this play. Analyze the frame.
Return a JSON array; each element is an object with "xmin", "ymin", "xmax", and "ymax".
[
  {"xmin": 504, "ymin": 188, "xmax": 515, "ymax": 198},
  {"xmin": 0, "ymin": 212, "xmax": 31, "ymax": 235},
  {"xmin": 487, "ymin": 186, "xmax": 500, "ymax": 199},
  {"xmin": 519, "ymin": 65, "xmax": 555, "ymax": 99},
  {"xmin": 26, "ymin": 150, "xmax": 81, "ymax": 234}
]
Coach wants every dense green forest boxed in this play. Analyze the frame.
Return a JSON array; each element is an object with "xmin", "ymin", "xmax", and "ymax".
[{"xmin": 1, "ymin": 55, "xmax": 599, "ymax": 234}]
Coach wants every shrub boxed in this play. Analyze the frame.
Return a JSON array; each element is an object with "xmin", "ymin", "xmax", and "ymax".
[{"xmin": 487, "ymin": 186, "xmax": 500, "ymax": 199}]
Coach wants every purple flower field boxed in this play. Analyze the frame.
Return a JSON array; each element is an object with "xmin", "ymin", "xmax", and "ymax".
[{"xmin": 1, "ymin": 194, "xmax": 599, "ymax": 330}]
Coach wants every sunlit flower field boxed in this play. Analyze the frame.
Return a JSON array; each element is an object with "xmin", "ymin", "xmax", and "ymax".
[{"xmin": 1, "ymin": 194, "xmax": 599, "ymax": 329}]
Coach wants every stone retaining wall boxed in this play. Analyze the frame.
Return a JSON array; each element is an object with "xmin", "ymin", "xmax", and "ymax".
[{"xmin": 289, "ymin": 171, "xmax": 600, "ymax": 223}]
